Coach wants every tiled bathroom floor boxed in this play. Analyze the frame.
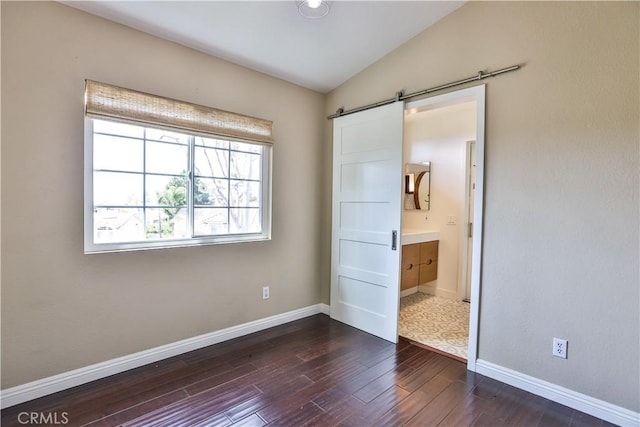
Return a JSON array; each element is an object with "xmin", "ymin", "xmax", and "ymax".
[{"xmin": 399, "ymin": 292, "xmax": 470, "ymax": 360}]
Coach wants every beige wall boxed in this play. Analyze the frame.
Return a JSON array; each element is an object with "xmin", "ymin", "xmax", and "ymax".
[
  {"xmin": 326, "ymin": 1, "xmax": 639, "ymax": 412},
  {"xmin": 1, "ymin": 1, "xmax": 325, "ymax": 388}
]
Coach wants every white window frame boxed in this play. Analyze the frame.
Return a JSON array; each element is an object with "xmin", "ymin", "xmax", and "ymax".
[{"xmin": 84, "ymin": 118, "xmax": 272, "ymax": 254}]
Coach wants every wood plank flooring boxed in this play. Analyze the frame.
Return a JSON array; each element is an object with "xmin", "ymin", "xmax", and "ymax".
[{"xmin": 1, "ymin": 314, "xmax": 615, "ymax": 426}]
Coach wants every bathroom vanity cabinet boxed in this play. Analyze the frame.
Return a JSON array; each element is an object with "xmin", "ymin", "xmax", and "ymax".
[{"xmin": 401, "ymin": 240, "xmax": 439, "ymax": 291}]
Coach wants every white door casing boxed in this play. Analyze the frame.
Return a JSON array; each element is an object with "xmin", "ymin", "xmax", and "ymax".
[
  {"xmin": 404, "ymin": 84, "xmax": 485, "ymax": 370},
  {"xmin": 330, "ymin": 102, "xmax": 404, "ymax": 343}
]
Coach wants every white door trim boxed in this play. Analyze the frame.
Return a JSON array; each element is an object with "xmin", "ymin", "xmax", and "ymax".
[{"xmin": 405, "ymin": 85, "xmax": 486, "ymax": 371}]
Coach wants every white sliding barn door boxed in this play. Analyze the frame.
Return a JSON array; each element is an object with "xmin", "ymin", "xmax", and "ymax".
[{"xmin": 330, "ymin": 102, "xmax": 404, "ymax": 343}]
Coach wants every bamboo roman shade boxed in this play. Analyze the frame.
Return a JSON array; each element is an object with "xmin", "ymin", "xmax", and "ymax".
[{"xmin": 84, "ymin": 80, "xmax": 273, "ymax": 144}]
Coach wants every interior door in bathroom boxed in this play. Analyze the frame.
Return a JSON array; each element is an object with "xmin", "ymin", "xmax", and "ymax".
[{"xmin": 464, "ymin": 140, "xmax": 476, "ymax": 302}]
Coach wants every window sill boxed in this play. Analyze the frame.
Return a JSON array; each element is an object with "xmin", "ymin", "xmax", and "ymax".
[{"xmin": 84, "ymin": 233, "xmax": 271, "ymax": 254}]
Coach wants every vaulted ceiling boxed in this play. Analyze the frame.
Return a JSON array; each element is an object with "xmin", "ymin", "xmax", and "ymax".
[{"xmin": 62, "ymin": 1, "xmax": 465, "ymax": 93}]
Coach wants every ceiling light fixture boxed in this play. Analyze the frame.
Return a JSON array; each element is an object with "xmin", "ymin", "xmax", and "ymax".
[{"xmin": 298, "ymin": 0, "xmax": 330, "ymax": 19}]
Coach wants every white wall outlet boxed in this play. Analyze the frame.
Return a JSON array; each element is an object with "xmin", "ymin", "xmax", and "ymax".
[
  {"xmin": 553, "ymin": 337, "xmax": 568, "ymax": 359},
  {"xmin": 447, "ymin": 215, "xmax": 457, "ymax": 225},
  {"xmin": 262, "ymin": 286, "xmax": 270, "ymax": 300}
]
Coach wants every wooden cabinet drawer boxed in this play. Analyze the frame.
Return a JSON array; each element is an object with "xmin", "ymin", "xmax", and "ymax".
[
  {"xmin": 401, "ymin": 263, "xmax": 419, "ymax": 290},
  {"xmin": 420, "ymin": 240, "xmax": 439, "ymax": 265},
  {"xmin": 419, "ymin": 259, "xmax": 438, "ymax": 284},
  {"xmin": 401, "ymin": 243, "xmax": 420, "ymax": 269},
  {"xmin": 401, "ymin": 243, "xmax": 420, "ymax": 291}
]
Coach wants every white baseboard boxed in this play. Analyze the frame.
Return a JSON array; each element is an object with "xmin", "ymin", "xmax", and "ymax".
[
  {"xmin": 0, "ymin": 304, "xmax": 327, "ymax": 409},
  {"xmin": 418, "ymin": 284, "xmax": 457, "ymax": 300},
  {"xmin": 475, "ymin": 359, "xmax": 640, "ymax": 427},
  {"xmin": 319, "ymin": 303, "xmax": 330, "ymax": 315},
  {"xmin": 400, "ymin": 286, "xmax": 418, "ymax": 298}
]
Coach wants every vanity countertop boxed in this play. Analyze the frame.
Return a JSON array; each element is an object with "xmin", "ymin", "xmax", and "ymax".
[{"xmin": 402, "ymin": 229, "xmax": 440, "ymax": 245}]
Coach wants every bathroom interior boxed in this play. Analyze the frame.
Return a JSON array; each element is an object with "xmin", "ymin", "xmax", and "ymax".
[{"xmin": 399, "ymin": 98, "xmax": 477, "ymax": 362}]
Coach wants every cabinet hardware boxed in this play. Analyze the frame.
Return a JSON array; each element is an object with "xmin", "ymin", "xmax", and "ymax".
[{"xmin": 391, "ymin": 230, "xmax": 397, "ymax": 251}]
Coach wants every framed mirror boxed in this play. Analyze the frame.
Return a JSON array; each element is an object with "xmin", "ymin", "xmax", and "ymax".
[{"xmin": 404, "ymin": 162, "xmax": 431, "ymax": 210}]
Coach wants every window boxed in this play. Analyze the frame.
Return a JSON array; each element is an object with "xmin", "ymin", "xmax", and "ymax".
[{"xmin": 84, "ymin": 81, "xmax": 272, "ymax": 253}]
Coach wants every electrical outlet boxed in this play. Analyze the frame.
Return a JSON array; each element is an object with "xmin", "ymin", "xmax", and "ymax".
[
  {"xmin": 553, "ymin": 338, "xmax": 567, "ymax": 359},
  {"xmin": 262, "ymin": 286, "xmax": 270, "ymax": 300}
]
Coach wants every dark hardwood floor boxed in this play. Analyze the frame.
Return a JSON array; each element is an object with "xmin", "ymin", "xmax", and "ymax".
[{"xmin": 1, "ymin": 314, "xmax": 615, "ymax": 426}]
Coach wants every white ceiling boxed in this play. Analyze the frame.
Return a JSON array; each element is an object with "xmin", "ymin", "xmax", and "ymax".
[{"xmin": 62, "ymin": 1, "xmax": 465, "ymax": 93}]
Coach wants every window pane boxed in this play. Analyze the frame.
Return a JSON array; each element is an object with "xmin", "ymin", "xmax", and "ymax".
[
  {"xmin": 94, "ymin": 171, "xmax": 143, "ymax": 206},
  {"xmin": 146, "ymin": 174, "xmax": 187, "ymax": 207},
  {"xmin": 145, "ymin": 208, "xmax": 188, "ymax": 240},
  {"xmin": 231, "ymin": 141, "xmax": 262, "ymax": 154},
  {"xmin": 94, "ymin": 119, "xmax": 144, "ymax": 139},
  {"xmin": 230, "ymin": 180, "xmax": 260, "ymax": 207},
  {"xmin": 194, "ymin": 178, "xmax": 228, "ymax": 207},
  {"xmin": 87, "ymin": 117, "xmax": 271, "ymax": 251},
  {"xmin": 94, "ymin": 134, "xmax": 144, "ymax": 172},
  {"xmin": 145, "ymin": 127, "xmax": 190, "ymax": 145},
  {"xmin": 230, "ymin": 208, "xmax": 261, "ymax": 233},
  {"xmin": 146, "ymin": 141, "xmax": 188, "ymax": 175},
  {"xmin": 230, "ymin": 151, "xmax": 261, "ymax": 180},
  {"xmin": 194, "ymin": 147, "xmax": 228, "ymax": 178},
  {"xmin": 94, "ymin": 208, "xmax": 144, "ymax": 243},
  {"xmin": 195, "ymin": 136, "xmax": 229, "ymax": 149},
  {"xmin": 194, "ymin": 208, "xmax": 228, "ymax": 235}
]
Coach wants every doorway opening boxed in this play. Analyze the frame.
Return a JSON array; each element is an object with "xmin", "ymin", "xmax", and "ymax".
[{"xmin": 398, "ymin": 85, "xmax": 485, "ymax": 369}]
